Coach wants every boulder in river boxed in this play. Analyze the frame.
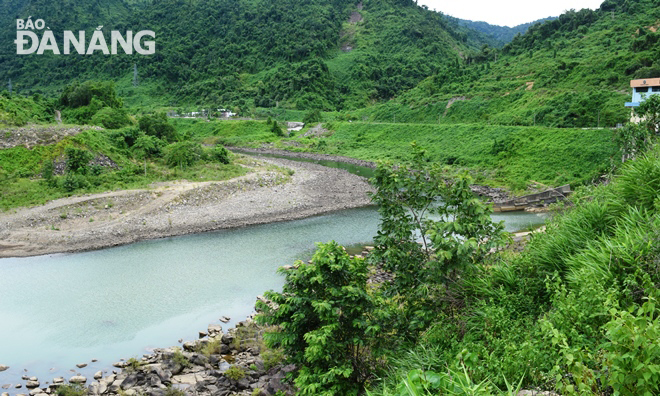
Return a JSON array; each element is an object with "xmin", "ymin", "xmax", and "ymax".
[
  {"xmin": 25, "ymin": 381, "xmax": 39, "ymax": 389},
  {"xmin": 0, "ymin": 366, "xmax": 8, "ymax": 372},
  {"xmin": 69, "ymin": 376, "xmax": 86, "ymax": 384}
]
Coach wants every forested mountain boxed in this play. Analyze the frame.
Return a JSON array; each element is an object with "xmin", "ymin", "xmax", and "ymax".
[
  {"xmin": 359, "ymin": 0, "xmax": 660, "ymax": 128},
  {"xmin": 0, "ymin": 0, "xmax": 486, "ymax": 110},
  {"xmin": 456, "ymin": 17, "xmax": 557, "ymax": 47}
]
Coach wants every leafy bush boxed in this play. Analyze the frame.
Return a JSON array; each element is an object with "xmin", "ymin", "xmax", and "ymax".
[
  {"xmin": 55, "ymin": 384, "xmax": 86, "ymax": 396},
  {"xmin": 370, "ymin": 144, "xmax": 508, "ymax": 334},
  {"xmin": 91, "ymin": 107, "xmax": 133, "ymax": 129},
  {"xmin": 212, "ymin": 145, "xmax": 231, "ymax": 164},
  {"xmin": 302, "ymin": 109, "xmax": 322, "ymax": 124},
  {"xmin": 261, "ymin": 348, "xmax": 286, "ymax": 371},
  {"xmin": 165, "ymin": 141, "xmax": 203, "ymax": 169},
  {"xmin": 602, "ymin": 292, "xmax": 660, "ymax": 394},
  {"xmin": 258, "ymin": 241, "xmax": 383, "ymax": 395},
  {"xmin": 65, "ymin": 147, "xmax": 93, "ymax": 174},
  {"xmin": 139, "ymin": 113, "xmax": 177, "ymax": 142},
  {"xmin": 271, "ymin": 121, "xmax": 285, "ymax": 137},
  {"xmin": 224, "ymin": 366, "xmax": 246, "ymax": 381},
  {"xmin": 172, "ymin": 350, "xmax": 192, "ymax": 369},
  {"xmin": 60, "ymin": 173, "xmax": 89, "ymax": 192}
]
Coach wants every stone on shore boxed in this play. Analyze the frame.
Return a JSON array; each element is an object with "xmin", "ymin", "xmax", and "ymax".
[
  {"xmin": 93, "ymin": 371, "xmax": 103, "ymax": 380},
  {"xmin": 51, "ymin": 378, "xmax": 64, "ymax": 384},
  {"xmin": 69, "ymin": 376, "xmax": 86, "ymax": 384},
  {"xmin": 207, "ymin": 324, "xmax": 222, "ymax": 336}
]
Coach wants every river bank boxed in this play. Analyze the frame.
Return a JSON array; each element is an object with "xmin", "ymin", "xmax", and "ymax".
[
  {"xmin": 0, "ymin": 305, "xmax": 297, "ymax": 396},
  {"xmin": 0, "ymin": 155, "xmax": 373, "ymax": 258}
]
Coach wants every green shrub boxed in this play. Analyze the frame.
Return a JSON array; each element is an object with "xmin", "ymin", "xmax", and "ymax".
[
  {"xmin": 165, "ymin": 141, "xmax": 203, "ymax": 169},
  {"xmin": 257, "ymin": 241, "xmax": 382, "ymax": 395},
  {"xmin": 91, "ymin": 107, "xmax": 133, "ymax": 129},
  {"xmin": 55, "ymin": 384, "xmax": 86, "ymax": 396},
  {"xmin": 270, "ymin": 122, "xmax": 285, "ymax": 137},
  {"xmin": 60, "ymin": 173, "xmax": 89, "ymax": 192},
  {"xmin": 172, "ymin": 350, "xmax": 192, "ymax": 369},
  {"xmin": 224, "ymin": 366, "xmax": 246, "ymax": 381},
  {"xmin": 59, "ymin": 81, "xmax": 122, "ymax": 109},
  {"xmin": 302, "ymin": 109, "xmax": 322, "ymax": 124},
  {"xmin": 164, "ymin": 387, "xmax": 185, "ymax": 396},
  {"xmin": 212, "ymin": 145, "xmax": 231, "ymax": 164},
  {"xmin": 139, "ymin": 112, "xmax": 177, "ymax": 142},
  {"xmin": 65, "ymin": 146, "xmax": 93, "ymax": 174},
  {"xmin": 261, "ymin": 348, "xmax": 286, "ymax": 371},
  {"xmin": 602, "ymin": 292, "xmax": 660, "ymax": 394}
]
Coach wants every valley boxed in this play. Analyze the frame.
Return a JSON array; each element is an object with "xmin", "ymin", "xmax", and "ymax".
[{"xmin": 1, "ymin": 0, "xmax": 660, "ymax": 394}]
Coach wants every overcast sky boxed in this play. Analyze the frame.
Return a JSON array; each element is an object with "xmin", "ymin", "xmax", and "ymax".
[{"xmin": 419, "ymin": 0, "xmax": 605, "ymax": 27}]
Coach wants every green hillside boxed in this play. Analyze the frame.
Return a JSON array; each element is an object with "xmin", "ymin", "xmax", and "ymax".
[
  {"xmin": 357, "ymin": 0, "xmax": 660, "ymax": 128},
  {"xmin": 456, "ymin": 16, "xmax": 557, "ymax": 48},
  {"xmin": 0, "ymin": 0, "xmax": 486, "ymax": 110}
]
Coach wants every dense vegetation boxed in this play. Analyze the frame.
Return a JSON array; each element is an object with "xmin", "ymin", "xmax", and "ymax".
[
  {"xmin": 0, "ymin": 115, "xmax": 243, "ymax": 210},
  {"xmin": 456, "ymin": 16, "xmax": 557, "ymax": 48},
  {"xmin": 356, "ymin": 0, "xmax": 659, "ymax": 127},
  {"xmin": 257, "ymin": 129, "xmax": 660, "ymax": 394},
  {"xmin": 0, "ymin": 0, "xmax": 485, "ymax": 111},
  {"xmin": 2, "ymin": 0, "xmax": 657, "ymax": 127}
]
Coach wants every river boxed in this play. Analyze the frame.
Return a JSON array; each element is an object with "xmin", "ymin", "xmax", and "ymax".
[{"xmin": 0, "ymin": 155, "xmax": 548, "ymax": 388}]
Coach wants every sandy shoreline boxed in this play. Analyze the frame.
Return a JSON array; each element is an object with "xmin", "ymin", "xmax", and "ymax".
[{"xmin": 0, "ymin": 155, "xmax": 374, "ymax": 258}]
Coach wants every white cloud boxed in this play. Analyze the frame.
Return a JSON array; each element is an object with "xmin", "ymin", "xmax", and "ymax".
[{"xmin": 419, "ymin": 0, "xmax": 604, "ymax": 27}]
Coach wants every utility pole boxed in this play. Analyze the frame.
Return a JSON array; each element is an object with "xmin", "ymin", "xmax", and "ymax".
[{"xmin": 133, "ymin": 64, "xmax": 138, "ymax": 87}]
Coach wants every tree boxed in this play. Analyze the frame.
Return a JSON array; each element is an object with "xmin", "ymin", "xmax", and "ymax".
[
  {"xmin": 257, "ymin": 242, "xmax": 384, "ymax": 396},
  {"xmin": 369, "ymin": 144, "xmax": 508, "ymax": 332}
]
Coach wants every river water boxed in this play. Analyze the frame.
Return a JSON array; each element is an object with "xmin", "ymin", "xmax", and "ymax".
[{"xmin": 0, "ymin": 156, "xmax": 547, "ymax": 388}]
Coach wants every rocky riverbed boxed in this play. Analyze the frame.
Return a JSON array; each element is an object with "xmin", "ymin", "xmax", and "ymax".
[
  {"xmin": 0, "ymin": 155, "xmax": 373, "ymax": 258},
  {"xmin": 0, "ymin": 308, "xmax": 295, "ymax": 396}
]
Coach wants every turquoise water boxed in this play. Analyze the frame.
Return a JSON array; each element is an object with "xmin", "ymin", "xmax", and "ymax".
[
  {"xmin": 0, "ymin": 152, "xmax": 548, "ymax": 387},
  {"xmin": 0, "ymin": 206, "xmax": 546, "ymax": 387}
]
